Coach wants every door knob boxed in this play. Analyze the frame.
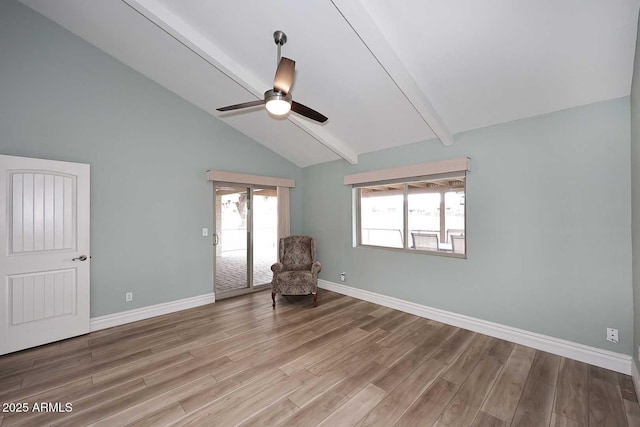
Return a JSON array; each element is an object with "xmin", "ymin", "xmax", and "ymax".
[{"xmin": 72, "ymin": 255, "xmax": 88, "ymax": 261}]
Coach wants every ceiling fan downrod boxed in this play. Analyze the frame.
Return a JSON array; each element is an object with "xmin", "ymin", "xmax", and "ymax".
[{"xmin": 273, "ymin": 30, "xmax": 287, "ymax": 66}]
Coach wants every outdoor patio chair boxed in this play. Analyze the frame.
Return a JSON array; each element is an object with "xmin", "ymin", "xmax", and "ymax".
[
  {"xmin": 411, "ymin": 232, "xmax": 439, "ymax": 251},
  {"xmin": 446, "ymin": 228, "xmax": 465, "ymax": 243},
  {"xmin": 271, "ymin": 235, "xmax": 321, "ymax": 308},
  {"xmin": 452, "ymin": 234, "xmax": 465, "ymax": 254}
]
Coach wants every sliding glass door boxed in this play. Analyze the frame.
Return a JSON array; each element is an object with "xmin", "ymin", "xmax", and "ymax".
[
  {"xmin": 214, "ymin": 185, "xmax": 249, "ymax": 296},
  {"xmin": 252, "ymin": 187, "xmax": 278, "ymax": 287},
  {"xmin": 214, "ymin": 183, "xmax": 277, "ymax": 299}
]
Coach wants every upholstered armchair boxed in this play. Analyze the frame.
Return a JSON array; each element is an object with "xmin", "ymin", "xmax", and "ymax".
[{"xmin": 271, "ymin": 236, "xmax": 321, "ymax": 308}]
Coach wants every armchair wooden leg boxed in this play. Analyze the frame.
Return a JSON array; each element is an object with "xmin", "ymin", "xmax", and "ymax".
[
  {"xmin": 312, "ymin": 293, "xmax": 317, "ymax": 307},
  {"xmin": 272, "ymin": 292, "xmax": 276, "ymax": 309}
]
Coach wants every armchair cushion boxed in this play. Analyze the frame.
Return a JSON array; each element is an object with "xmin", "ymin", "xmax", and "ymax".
[{"xmin": 285, "ymin": 263, "xmax": 312, "ymax": 272}]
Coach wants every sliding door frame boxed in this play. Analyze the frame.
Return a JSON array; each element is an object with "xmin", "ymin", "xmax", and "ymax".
[{"xmin": 213, "ymin": 182, "xmax": 276, "ymax": 299}]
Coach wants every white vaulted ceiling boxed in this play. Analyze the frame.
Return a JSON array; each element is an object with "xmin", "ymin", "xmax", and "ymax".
[{"xmin": 19, "ymin": 0, "xmax": 640, "ymax": 167}]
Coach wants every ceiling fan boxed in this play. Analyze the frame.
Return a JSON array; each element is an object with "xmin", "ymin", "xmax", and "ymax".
[{"xmin": 216, "ymin": 31, "xmax": 328, "ymax": 124}]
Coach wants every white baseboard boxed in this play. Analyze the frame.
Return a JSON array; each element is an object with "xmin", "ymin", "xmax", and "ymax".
[
  {"xmin": 90, "ymin": 293, "xmax": 216, "ymax": 332},
  {"xmin": 632, "ymin": 360, "xmax": 640, "ymax": 398},
  {"xmin": 318, "ymin": 280, "xmax": 632, "ymax": 374}
]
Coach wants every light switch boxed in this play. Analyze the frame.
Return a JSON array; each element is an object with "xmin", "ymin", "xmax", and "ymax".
[{"xmin": 202, "ymin": 228, "xmax": 209, "ymax": 237}]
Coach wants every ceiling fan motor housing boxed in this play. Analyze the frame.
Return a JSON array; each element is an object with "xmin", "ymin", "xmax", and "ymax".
[{"xmin": 264, "ymin": 89, "xmax": 292, "ymax": 103}]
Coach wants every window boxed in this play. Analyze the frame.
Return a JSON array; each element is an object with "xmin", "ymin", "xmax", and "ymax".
[
  {"xmin": 356, "ymin": 175, "xmax": 466, "ymax": 256},
  {"xmin": 360, "ymin": 184, "xmax": 405, "ymax": 248}
]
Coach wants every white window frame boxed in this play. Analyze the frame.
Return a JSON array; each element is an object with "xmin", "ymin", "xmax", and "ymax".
[{"xmin": 346, "ymin": 158, "xmax": 470, "ymax": 259}]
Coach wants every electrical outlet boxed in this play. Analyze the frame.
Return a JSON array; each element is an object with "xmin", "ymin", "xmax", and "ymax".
[
  {"xmin": 340, "ymin": 272, "xmax": 346, "ymax": 282},
  {"xmin": 606, "ymin": 328, "xmax": 618, "ymax": 344},
  {"xmin": 126, "ymin": 292, "xmax": 133, "ymax": 302},
  {"xmin": 202, "ymin": 228, "xmax": 209, "ymax": 237}
]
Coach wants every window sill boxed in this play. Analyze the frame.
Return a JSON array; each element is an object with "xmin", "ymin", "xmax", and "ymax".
[{"xmin": 355, "ymin": 244, "xmax": 467, "ymax": 259}]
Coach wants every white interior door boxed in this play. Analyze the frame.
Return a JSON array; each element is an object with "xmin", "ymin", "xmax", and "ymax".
[{"xmin": 0, "ymin": 155, "xmax": 90, "ymax": 355}]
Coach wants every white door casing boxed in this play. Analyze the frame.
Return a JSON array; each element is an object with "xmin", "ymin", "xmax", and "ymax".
[{"xmin": 0, "ymin": 155, "xmax": 90, "ymax": 355}]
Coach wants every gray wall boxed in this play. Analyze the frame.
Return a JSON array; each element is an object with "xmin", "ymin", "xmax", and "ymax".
[
  {"xmin": 303, "ymin": 97, "xmax": 633, "ymax": 354},
  {"xmin": 632, "ymin": 9, "xmax": 640, "ymax": 371},
  {"xmin": 0, "ymin": 0, "xmax": 303, "ymax": 317}
]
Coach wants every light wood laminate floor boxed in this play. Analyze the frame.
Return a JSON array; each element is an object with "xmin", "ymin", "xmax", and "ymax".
[{"xmin": 0, "ymin": 290, "xmax": 638, "ymax": 427}]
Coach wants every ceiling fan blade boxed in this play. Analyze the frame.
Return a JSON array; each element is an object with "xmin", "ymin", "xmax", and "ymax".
[
  {"xmin": 216, "ymin": 100, "xmax": 264, "ymax": 112},
  {"xmin": 291, "ymin": 101, "xmax": 328, "ymax": 123},
  {"xmin": 273, "ymin": 57, "xmax": 295, "ymax": 94}
]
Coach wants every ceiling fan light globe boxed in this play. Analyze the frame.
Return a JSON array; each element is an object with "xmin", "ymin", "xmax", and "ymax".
[{"xmin": 266, "ymin": 99, "xmax": 291, "ymax": 116}]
